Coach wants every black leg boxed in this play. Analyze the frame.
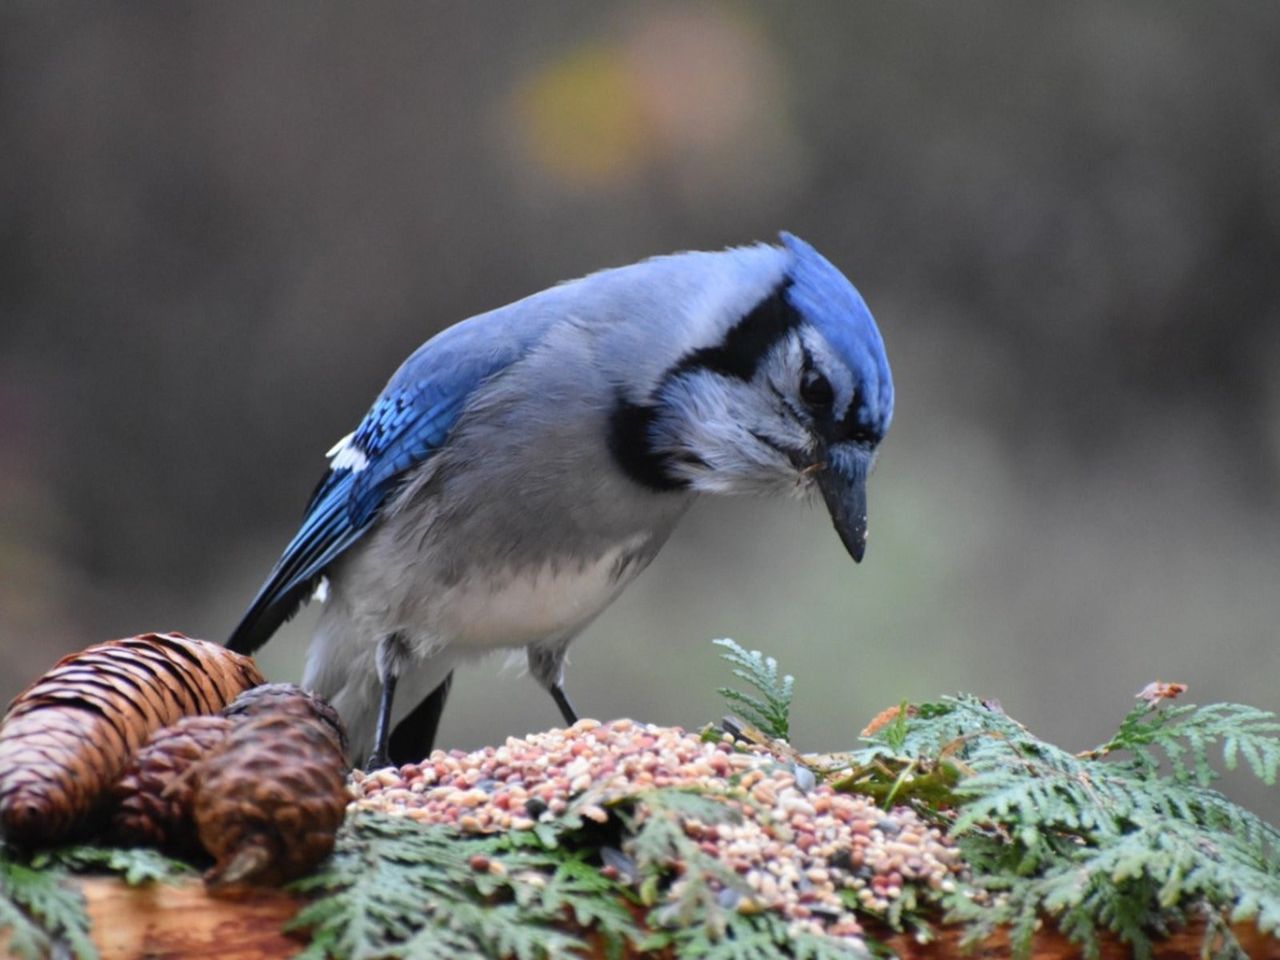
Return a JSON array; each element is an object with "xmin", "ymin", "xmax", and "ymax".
[
  {"xmin": 388, "ymin": 672, "xmax": 453, "ymax": 766},
  {"xmin": 550, "ymin": 683, "xmax": 579, "ymax": 726},
  {"xmin": 367, "ymin": 669, "xmax": 398, "ymax": 771}
]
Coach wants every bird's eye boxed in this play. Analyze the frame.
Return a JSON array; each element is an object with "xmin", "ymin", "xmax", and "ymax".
[{"xmin": 800, "ymin": 369, "xmax": 834, "ymax": 410}]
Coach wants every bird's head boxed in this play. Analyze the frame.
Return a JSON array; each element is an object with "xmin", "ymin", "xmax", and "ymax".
[{"xmin": 614, "ymin": 233, "xmax": 893, "ymax": 562}]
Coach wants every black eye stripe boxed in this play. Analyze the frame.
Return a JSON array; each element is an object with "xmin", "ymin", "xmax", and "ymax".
[{"xmin": 668, "ymin": 280, "xmax": 800, "ymax": 383}]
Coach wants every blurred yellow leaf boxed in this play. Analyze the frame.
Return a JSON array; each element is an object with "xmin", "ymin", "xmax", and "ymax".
[{"xmin": 513, "ymin": 45, "xmax": 650, "ymax": 188}]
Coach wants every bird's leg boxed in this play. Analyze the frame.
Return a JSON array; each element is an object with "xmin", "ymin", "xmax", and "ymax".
[
  {"xmin": 367, "ymin": 633, "xmax": 408, "ymax": 770},
  {"xmin": 529, "ymin": 644, "xmax": 580, "ymax": 727},
  {"xmin": 388, "ymin": 671, "xmax": 453, "ymax": 765},
  {"xmin": 367, "ymin": 673, "xmax": 397, "ymax": 770},
  {"xmin": 550, "ymin": 683, "xmax": 579, "ymax": 726}
]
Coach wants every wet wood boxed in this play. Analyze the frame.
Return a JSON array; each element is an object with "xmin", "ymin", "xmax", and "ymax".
[
  {"xmin": 78, "ymin": 876, "xmax": 304, "ymax": 960},
  {"xmin": 62, "ymin": 876, "xmax": 1280, "ymax": 959}
]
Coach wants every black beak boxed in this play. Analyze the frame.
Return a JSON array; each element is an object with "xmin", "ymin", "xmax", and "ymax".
[{"xmin": 815, "ymin": 446, "xmax": 870, "ymax": 563}]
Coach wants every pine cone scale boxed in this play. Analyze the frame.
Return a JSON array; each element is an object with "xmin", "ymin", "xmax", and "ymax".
[
  {"xmin": 52, "ymin": 660, "xmax": 192, "ymax": 721},
  {"xmin": 141, "ymin": 634, "xmax": 262, "ymax": 707},
  {"xmin": 219, "ymin": 682, "xmax": 348, "ymax": 755},
  {"xmin": 111, "ymin": 714, "xmax": 232, "ymax": 853},
  {"xmin": 21, "ymin": 690, "xmax": 155, "ymax": 754},
  {"xmin": 5, "ymin": 708, "xmax": 134, "ymax": 768},
  {"xmin": 117, "ymin": 645, "xmax": 218, "ymax": 714},
  {"xmin": 16, "ymin": 713, "xmax": 131, "ymax": 758}
]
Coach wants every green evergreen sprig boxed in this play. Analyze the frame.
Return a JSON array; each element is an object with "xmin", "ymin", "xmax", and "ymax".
[
  {"xmin": 34, "ymin": 844, "xmax": 193, "ymax": 886},
  {"xmin": 714, "ymin": 638, "xmax": 795, "ymax": 741},
  {"xmin": 288, "ymin": 812, "xmax": 638, "ymax": 960},
  {"xmin": 848, "ymin": 693, "xmax": 1280, "ymax": 959},
  {"xmin": 0, "ymin": 853, "xmax": 95, "ymax": 960},
  {"xmin": 0, "ymin": 840, "xmax": 190, "ymax": 960},
  {"xmin": 1088, "ymin": 701, "xmax": 1280, "ymax": 786}
]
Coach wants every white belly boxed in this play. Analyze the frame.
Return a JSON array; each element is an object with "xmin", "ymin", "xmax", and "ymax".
[
  {"xmin": 429, "ymin": 536, "xmax": 649, "ymax": 651},
  {"xmin": 305, "ymin": 532, "xmax": 655, "ymax": 761}
]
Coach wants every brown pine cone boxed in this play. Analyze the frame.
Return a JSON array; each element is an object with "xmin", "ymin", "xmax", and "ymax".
[
  {"xmin": 193, "ymin": 710, "xmax": 350, "ymax": 887},
  {"xmin": 110, "ymin": 714, "xmax": 233, "ymax": 854},
  {"xmin": 220, "ymin": 683, "xmax": 348, "ymax": 756},
  {"xmin": 108, "ymin": 685, "xmax": 348, "ymax": 859},
  {"xmin": 0, "ymin": 632, "xmax": 264, "ymax": 846}
]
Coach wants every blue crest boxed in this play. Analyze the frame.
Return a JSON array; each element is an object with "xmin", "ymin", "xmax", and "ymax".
[{"xmin": 779, "ymin": 232, "xmax": 893, "ymax": 435}]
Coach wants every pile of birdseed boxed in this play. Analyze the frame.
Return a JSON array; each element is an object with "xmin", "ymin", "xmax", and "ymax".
[{"xmin": 348, "ymin": 718, "xmax": 965, "ymax": 941}]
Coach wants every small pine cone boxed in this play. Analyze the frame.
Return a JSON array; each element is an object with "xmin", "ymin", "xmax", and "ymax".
[
  {"xmin": 110, "ymin": 714, "xmax": 233, "ymax": 854},
  {"xmin": 0, "ymin": 632, "xmax": 264, "ymax": 846},
  {"xmin": 110, "ymin": 687, "xmax": 345, "ymax": 857},
  {"xmin": 193, "ymin": 711, "xmax": 349, "ymax": 887},
  {"xmin": 220, "ymin": 683, "xmax": 348, "ymax": 756}
]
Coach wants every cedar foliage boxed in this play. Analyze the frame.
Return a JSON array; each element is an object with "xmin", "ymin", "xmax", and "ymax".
[
  {"xmin": 844, "ymin": 693, "xmax": 1280, "ymax": 959},
  {"xmin": 0, "ymin": 842, "xmax": 191, "ymax": 960},
  {"xmin": 289, "ymin": 813, "xmax": 635, "ymax": 960},
  {"xmin": 712, "ymin": 638, "xmax": 794, "ymax": 742}
]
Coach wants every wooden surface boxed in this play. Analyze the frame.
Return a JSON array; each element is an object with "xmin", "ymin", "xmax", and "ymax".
[
  {"xmin": 79, "ymin": 877, "xmax": 303, "ymax": 960},
  {"xmin": 56, "ymin": 876, "xmax": 1280, "ymax": 959}
]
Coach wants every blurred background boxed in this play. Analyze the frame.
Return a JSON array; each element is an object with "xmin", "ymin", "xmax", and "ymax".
[{"xmin": 2, "ymin": 3, "xmax": 1278, "ymax": 815}]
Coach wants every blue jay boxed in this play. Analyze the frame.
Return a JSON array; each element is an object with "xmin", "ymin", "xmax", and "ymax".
[{"xmin": 227, "ymin": 233, "xmax": 893, "ymax": 768}]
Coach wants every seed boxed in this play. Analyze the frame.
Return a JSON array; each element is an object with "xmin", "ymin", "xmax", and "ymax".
[
  {"xmin": 340, "ymin": 719, "xmax": 967, "ymax": 949},
  {"xmin": 579, "ymin": 804, "xmax": 609, "ymax": 824}
]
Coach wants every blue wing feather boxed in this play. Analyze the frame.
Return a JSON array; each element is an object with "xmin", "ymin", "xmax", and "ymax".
[
  {"xmin": 227, "ymin": 306, "xmax": 556, "ymax": 654},
  {"xmin": 346, "ymin": 385, "xmax": 468, "ymax": 526}
]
